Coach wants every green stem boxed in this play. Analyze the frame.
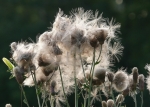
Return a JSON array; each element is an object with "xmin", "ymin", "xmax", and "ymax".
[
  {"xmin": 30, "ymin": 70, "xmax": 41, "ymax": 107},
  {"xmin": 42, "ymin": 90, "xmax": 46, "ymax": 107},
  {"xmin": 20, "ymin": 85, "xmax": 30, "ymax": 107},
  {"xmin": 58, "ymin": 66, "xmax": 70, "ymax": 107},
  {"xmin": 141, "ymin": 91, "xmax": 143, "ymax": 107},
  {"xmin": 133, "ymin": 94, "xmax": 137, "ymax": 107},
  {"xmin": 87, "ymin": 48, "xmax": 96, "ymax": 107},
  {"xmin": 96, "ymin": 45, "xmax": 102, "ymax": 63},
  {"xmin": 79, "ymin": 49, "xmax": 86, "ymax": 81},
  {"xmin": 73, "ymin": 50, "xmax": 78, "ymax": 107},
  {"xmin": 111, "ymin": 89, "xmax": 117, "ymax": 107}
]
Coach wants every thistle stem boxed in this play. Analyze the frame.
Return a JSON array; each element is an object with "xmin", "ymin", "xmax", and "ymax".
[
  {"xmin": 73, "ymin": 49, "xmax": 78, "ymax": 107},
  {"xmin": 58, "ymin": 66, "xmax": 70, "ymax": 107},
  {"xmin": 20, "ymin": 85, "xmax": 30, "ymax": 107},
  {"xmin": 96, "ymin": 44, "xmax": 102, "ymax": 63},
  {"xmin": 133, "ymin": 94, "xmax": 137, "ymax": 107},
  {"xmin": 87, "ymin": 48, "xmax": 96, "ymax": 107},
  {"xmin": 30, "ymin": 70, "xmax": 41, "ymax": 107},
  {"xmin": 140, "ymin": 91, "xmax": 143, "ymax": 107},
  {"xmin": 110, "ymin": 89, "xmax": 117, "ymax": 107}
]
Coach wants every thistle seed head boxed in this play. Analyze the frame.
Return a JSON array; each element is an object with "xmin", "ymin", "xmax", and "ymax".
[{"xmin": 113, "ymin": 69, "xmax": 129, "ymax": 92}]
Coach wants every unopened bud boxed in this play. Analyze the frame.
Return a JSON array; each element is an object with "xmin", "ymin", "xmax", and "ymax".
[
  {"xmin": 138, "ymin": 74, "xmax": 145, "ymax": 91},
  {"xmin": 94, "ymin": 68, "xmax": 106, "ymax": 83},
  {"xmin": 132, "ymin": 67, "xmax": 139, "ymax": 84},
  {"xmin": 107, "ymin": 99, "xmax": 114, "ymax": 107},
  {"xmin": 102, "ymin": 101, "xmax": 107, "ymax": 107},
  {"xmin": 122, "ymin": 87, "xmax": 129, "ymax": 97},
  {"xmin": 5, "ymin": 104, "xmax": 12, "ymax": 107},
  {"xmin": 116, "ymin": 94, "xmax": 124, "ymax": 106},
  {"xmin": 107, "ymin": 71, "xmax": 114, "ymax": 82},
  {"xmin": 89, "ymin": 36, "xmax": 99, "ymax": 48},
  {"xmin": 95, "ymin": 29, "xmax": 108, "ymax": 45},
  {"xmin": 50, "ymin": 80, "xmax": 56, "ymax": 96},
  {"xmin": 13, "ymin": 66, "xmax": 24, "ymax": 84}
]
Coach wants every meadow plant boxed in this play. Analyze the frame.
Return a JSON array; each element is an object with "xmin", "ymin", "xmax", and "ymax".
[{"xmin": 2, "ymin": 8, "xmax": 149, "ymax": 107}]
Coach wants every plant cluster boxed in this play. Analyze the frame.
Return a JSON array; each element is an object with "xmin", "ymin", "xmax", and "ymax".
[{"xmin": 3, "ymin": 8, "xmax": 150, "ymax": 107}]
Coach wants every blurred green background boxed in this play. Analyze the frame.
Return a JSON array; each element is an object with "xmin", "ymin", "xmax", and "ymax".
[{"xmin": 0, "ymin": 0, "xmax": 150, "ymax": 107}]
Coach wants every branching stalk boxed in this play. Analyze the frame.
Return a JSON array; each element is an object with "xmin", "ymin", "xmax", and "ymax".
[
  {"xmin": 20, "ymin": 85, "xmax": 30, "ymax": 107},
  {"xmin": 58, "ymin": 66, "xmax": 70, "ymax": 107}
]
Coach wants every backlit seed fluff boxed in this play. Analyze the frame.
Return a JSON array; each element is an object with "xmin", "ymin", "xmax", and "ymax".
[
  {"xmin": 102, "ymin": 101, "xmax": 107, "ymax": 107},
  {"xmin": 116, "ymin": 94, "xmax": 124, "ymax": 106},
  {"xmin": 5, "ymin": 104, "xmax": 12, "ymax": 107},
  {"xmin": 113, "ymin": 70, "xmax": 129, "ymax": 92},
  {"xmin": 138, "ymin": 74, "xmax": 145, "ymax": 91},
  {"xmin": 94, "ymin": 68, "xmax": 106, "ymax": 83},
  {"xmin": 13, "ymin": 66, "xmax": 24, "ymax": 84},
  {"xmin": 132, "ymin": 67, "xmax": 139, "ymax": 84},
  {"xmin": 10, "ymin": 42, "xmax": 17, "ymax": 51},
  {"xmin": 107, "ymin": 99, "xmax": 114, "ymax": 107}
]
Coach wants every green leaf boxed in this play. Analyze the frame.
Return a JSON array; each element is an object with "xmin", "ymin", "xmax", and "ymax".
[
  {"xmin": 9, "ymin": 75, "xmax": 14, "ymax": 79},
  {"xmin": 23, "ymin": 99, "xmax": 27, "ymax": 105},
  {"xmin": 2, "ymin": 57, "xmax": 14, "ymax": 71}
]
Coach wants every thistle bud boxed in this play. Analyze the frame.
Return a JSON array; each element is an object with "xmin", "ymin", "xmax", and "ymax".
[
  {"xmin": 13, "ymin": 66, "xmax": 24, "ymax": 84},
  {"xmin": 5, "ymin": 104, "xmax": 12, "ymax": 107},
  {"xmin": 94, "ymin": 29, "xmax": 108, "ymax": 45},
  {"xmin": 107, "ymin": 99, "xmax": 114, "ymax": 107},
  {"xmin": 38, "ymin": 55, "xmax": 51, "ymax": 66},
  {"xmin": 138, "ymin": 74, "xmax": 145, "ymax": 91},
  {"xmin": 116, "ymin": 94, "xmax": 124, "ymax": 106},
  {"xmin": 89, "ymin": 35, "xmax": 99, "ymax": 48},
  {"xmin": 122, "ymin": 87, "xmax": 129, "ymax": 97},
  {"xmin": 50, "ymin": 80, "xmax": 56, "ymax": 96},
  {"xmin": 132, "ymin": 67, "xmax": 139, "ymax": 84},
  {"xmin": 102, "ymin": 101, "xmax": 107, "ymax": 107},
  {"xmin": 94, "ymin": 68, "xmax": 106, "ymax": 83},
  {"xmin": 52, "ymin": 43, "xmax": 62, "ymax": 55},
  {"xmin": 71, "ymin": 28, "xmax": 85, "ymax": 47},
  {"xmin": 42, "ymin": 62, "xmax": 58, "ymax": 76},
  {"xmin": 92, "ymin": 78, "xmax": 102, "ymax": 85},
  {"xmin": 107, "ymin": 71, "xmax": 114, "ymax": 83}
]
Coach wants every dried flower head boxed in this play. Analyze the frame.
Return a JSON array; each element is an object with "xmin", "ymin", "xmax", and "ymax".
[
  {"xmin": 102, "ymin": 101, "xmax": 107, "ymax": 107},
  {"xmin": 116, "ymin": 94, "xmax": 124, "ymax": 106},
  {"xmin": 113, "ymin": 69, "xmax": 129, "ymax": 92},
  {"xmin": 106, "ymin": 71, "xmax": 114, "ymax": 83},
  {"xmin": 107, "ymin": 99, "xmax": 114, "ymax": 107},
  {"xmin": 94, "ymin": 68, "xmax": 106, "ymax": 83},
  {"xmin": 13, "ymin": 66, "xmax": 24, "ymax": 84}
]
